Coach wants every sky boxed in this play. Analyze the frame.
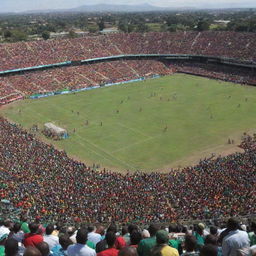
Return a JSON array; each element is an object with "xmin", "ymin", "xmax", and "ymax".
[{"xmin": 1, "ymin": 0, "xmax": 256, "ymax": 12}]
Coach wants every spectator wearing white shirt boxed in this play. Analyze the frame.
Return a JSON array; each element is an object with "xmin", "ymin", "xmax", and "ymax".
[
  {"xmin": 87, "ymin": 225, "xmax": 103, "ymax": 246},
  {"xmin": 67, "ymin": 228, "xmax": 96, "ymax": 256},
  {"xmin": 44, "ymin": 224, "xmax": 59, "ymax": 250},
  {"xmin": 222, "ymin": 218, "xmax": 250, "ymax": 256},
  {"xmin": 0, "ymin": 220, "xmax": 11, "ymax": 238}
]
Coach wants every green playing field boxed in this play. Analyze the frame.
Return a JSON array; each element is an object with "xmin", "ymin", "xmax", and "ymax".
[{"xmin": 2, "ymin": 73, "xmax": 256, "ymax": 171}]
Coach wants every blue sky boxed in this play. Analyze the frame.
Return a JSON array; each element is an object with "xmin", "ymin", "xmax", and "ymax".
[{"xmin": 1, "ymin": 0, "xmax": 256, "ymax": 12}]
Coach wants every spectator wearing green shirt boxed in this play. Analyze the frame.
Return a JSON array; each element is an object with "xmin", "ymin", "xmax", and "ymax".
[
  {"xmin": 20, "ymin": 216, "xmax": 30, "ymax": 234},
  {"xmin": 249, "ymin": 222, "xmax": 256, "ymax": 246},
  {"xmin": 168, "ymin": 224, "xmax": 183, "ymax": 254},
  {"xmin": 137, "ymin": 224, "xmax": 160, "ymax": 256},
  {"xmin": 193, "ymin": 224, "xmax": 206, "ymax": 251},
  {"xmin": 0, "ymin": 234, "xmax": 8, "ymax": 256},
  {"xmin": 151, "ymin": 230, "xmax": 179, "ymax": 256}
]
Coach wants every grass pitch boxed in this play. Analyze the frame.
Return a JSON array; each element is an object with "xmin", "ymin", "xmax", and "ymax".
[{"xmin": 2, "ymin": 73, "xmax": 256, "ymax": 171}]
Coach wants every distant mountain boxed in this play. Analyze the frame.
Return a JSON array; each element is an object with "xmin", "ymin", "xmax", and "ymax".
[
  {"xmin": 21, "ymin": 3, "xmax": 194, "ymax": 14},
  {"xmin": 3, "ymin": 2, "xmax": 256, "ymax": 14},
  {"xmin": 69, "ymin": 3, "xmax": 170, "ymax": 12}
]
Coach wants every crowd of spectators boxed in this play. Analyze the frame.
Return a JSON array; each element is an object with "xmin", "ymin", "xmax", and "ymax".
[
  {"xmin": 0, "ymin": 216, "xmax": 255, "ymax": 256},
  {"xmin": 1, "ymin": 32, "xmax": 256, "ymax": 256},
  {"xmin": 0, "ymin": 60, "xmax": 172, "ymax": 104},
  {"xmin": 170, "ymin": 62, "xmax": 256, "ymax": 85},
  {"xmin": 1, "ymin": 32, "xmax": 256, "ymax": 72},
  {"xmin": 0, "ymin": 117, "xmax": 255, "ymax": 224},
  {"xmin": 1, "ymin": 31, "xmax": 256, "ymax": 104}
]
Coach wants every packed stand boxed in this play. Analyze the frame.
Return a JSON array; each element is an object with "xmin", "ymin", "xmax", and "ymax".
[
  {"xmin": 1, "ymin": 31, "xmax": 256, "ymax": 104},
  {"xmin": 0, "ymin": 60, "xmax": 172, "ymax": 104},
  {"xmin": 0, "ymin": 118, "xmax": 255, "ymax": 224},
  {"xmin": 170, "ymin": 62, "xmax": 256, "ymax": 85},
  {"xmin": 0, "ymin": 216, "xmax": 256, "ymax": 256},
  {"xmin": 0, "ymin": 32, "xmax": 256, "ymax": 72}
]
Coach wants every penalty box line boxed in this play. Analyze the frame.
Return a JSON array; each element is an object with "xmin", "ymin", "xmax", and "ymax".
[
  {"xmin": 111, "ymin": 134, "xmax": 163, "ymax": 154},
  {"xmin": 75, "ymin": 133, "xmax": 137, "ymax": 170}
]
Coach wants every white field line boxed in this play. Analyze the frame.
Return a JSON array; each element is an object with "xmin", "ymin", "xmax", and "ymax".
[
  {"xmin": 75, "ymin": 133, "xmax": 137, "ymax": 170},
  {"xmin": 111, "ymin": 134, "xmax": 162, "ymax": 154},
  {"xmin": 117, "ymin": 122, "xmax": 152, "ymax": 139},
  {"xmin": 21, "ymin": 109, "xmax": 135, "ymax": 169}
]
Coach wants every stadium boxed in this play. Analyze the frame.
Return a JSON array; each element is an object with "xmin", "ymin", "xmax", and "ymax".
[{"xmin": 0, "ymin": 30, "xmax": 256, "ymax": 233}]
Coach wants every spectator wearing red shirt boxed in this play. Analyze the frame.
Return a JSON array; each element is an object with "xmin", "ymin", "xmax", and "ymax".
[
  {"xmin": 97, "ymin": 232, "xmax": 119, "ymax": 256},
  {"xmin": 23, "ymin": 223, "xmax": 43, "ymax": 248}
]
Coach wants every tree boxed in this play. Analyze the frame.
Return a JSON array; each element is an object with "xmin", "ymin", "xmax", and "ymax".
[
  {"xmin": 3, "ymin": 30, "xmax": 12, "ymax": 39},
  {"xmin": 98, "ymin": 19, "xmax": 105, "ymax": 31},
  {"xmin": 136, "ymin": 22, "xmax": 149, "ymax": 33},
  {"xmin": 68, "ymin": 30, "xmax": 77, "ymax": 38},
  {"xmin": 160, "ymin": 24, "xmax": 168, "ymax": 32},
  {"xmin": 118, "ymin": 21, "xmax": 127, "ymax": 32},
  {"xmin": 42, "ymin": 31, "xmax": 50, "ymax": 40},
  {"xmin": 197, "ymin": 19, "xmax": 210, "ymax": 31},
  {"xmin": 88, "ymin": 25, "xmax": 98, "ymax": 33},
  {"xmin": 127, "ymin": 23, "xmax": 135, "ymax": 33},
  {"xmin": 168, "ymin": 24, "xmax": 177, "ymax": 32},
  {"xmin": 11, "ymin": 30, "xmax": 27, "ymax": 42}
]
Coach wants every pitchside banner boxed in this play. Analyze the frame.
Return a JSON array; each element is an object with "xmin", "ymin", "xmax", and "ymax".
[{"xmin": 29, "ymin": 75, "xmax": 160, "ymax": 100}]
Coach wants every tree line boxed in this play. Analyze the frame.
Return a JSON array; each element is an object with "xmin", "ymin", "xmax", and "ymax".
[{"xmin": 0, "ymin": 9, "xmax": 255, "ymax": 42}]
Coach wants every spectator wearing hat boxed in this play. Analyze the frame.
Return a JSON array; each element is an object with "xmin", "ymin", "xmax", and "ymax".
[
  {"xmin": 151, "ymin": 230, "xmax": 179, "ymax": 256},
  {"xmin": 141, "ymin": 230, "xmax": 150, "ymax": 240},
  {"xmin": 222, "ymin": 218, "xmax": 250, "ymax": 256}
]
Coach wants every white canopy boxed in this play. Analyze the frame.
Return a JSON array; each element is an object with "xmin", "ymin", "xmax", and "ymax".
[{"xmin": 44, "ymin": 123, "xmax": 67, "ymax": 135}]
